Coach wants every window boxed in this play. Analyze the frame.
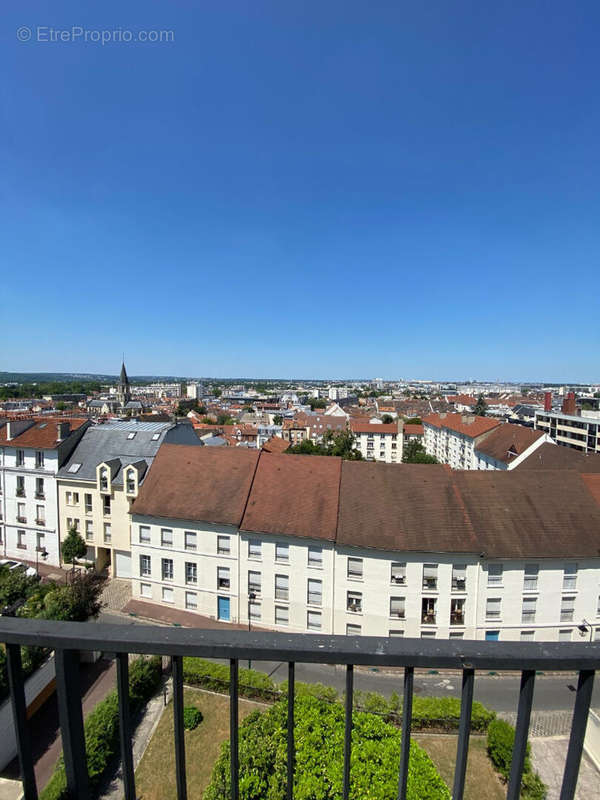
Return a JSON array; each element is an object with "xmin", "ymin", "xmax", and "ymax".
[
  {"xmin": 423, "ymin": 564, "xmax": 438, "ymax": 590},
  {"xmin": 307, "ymin": 610, "xmax": 321, "ymax": 631},
  {"xmin": 217, "ymin": 535, "xmax": 230, "ymax": 555},
  {"xmin": 185, "ymin": 562, "xmax": 198, "ymax": 585},
  {"xmin": 140, "ymin": 582, "xmax": 152, "ymax": 598},
  {"xmin": 346, "ymin": 624, "xmax": 361, "ymax": 636},
  {"xmin": 248, "ymin": 571, "xmax": 261, "ymax": 595},
  {"xmin": 522, "ymin": 596, "xmax": 537, "ymax": 623},
  {"xmin": 450, "ymin": 598, "xmax": 465, "ymax": 624},
  {"xmin": 72, "ymin": 518, "xmax": 80, "ymax": 531},
  {"xmin": 17, "ymin": 529, "xmax": 26, "ymax": 549},
  {"xmin": 218, "ymin": 566, "xmax": 230, "ymax": 589},
  {"xmin": 36, "ymin": 478, "xmax": 45, "ymax": 498},
  {"xmin": 68, "ymin": 463, "xmax": 81, "ymax": 474},
  {"xmin": 389, "ymin": 629, "xmax": 404, "ymax": 638},
  {"xmin": 127, "ymin": 432, "xmax": 136, "ymax": 440},
  {"xmin": 185, "ymin": 591, "xmax": 197, "ymax": 610},
  {"xmin": 520, "ymin": 631, "xmax": 535, "ymax": 642},
  {"xmin": 558, "ymin": 629, "xmax": 572, "ymax": 643},
  {"xmin": 248, "ymin": 539, "xmax": 261, "ymax": 560},
  {"xmin": 139, "ymin": 526, "xmax": 151, "ymax": 544},
  {"xmin": 17, "ymin": 502, "xmax": 26, "ymax": 522},
  {"xmin": 560, "ymin": 596, "xmax": 575, "ymax": 622},
  {"xmin": 449, "ymin": 632, "xmax": 464, "ymax": 639},
  {"xmin": 66, "ymin": 491, "xmax": 73, "ymax": 505},
  {"xmin": 99, "ymin": 468, "xmax": 109, "ymax": 491},
  {"xmin": 347, "ymin": 557, "xmax": 363, "ymax": 580},
  {"xmin": 103, "ymin": 495, "xmax": 111, "ymax": 516},
  {"xmin": 160, "ymin": 528, "xmax": 172, "ymax": 547},
  {"xmin": 523, "ymin": 564, "xmax": 539, "ymax": 591},
  {"xmin": 275, "ymin": 606, "xmax": 289, "ymax": 626},
  {"xmin": 34, "ymin": 450, "xmax": 44, "ymax": 468},
  {"xmin": 275, "ymin": 542, "xmax": 289, "ymax": 562},
  {"xmin": 452, "ymin": 565, "xmax": 467, "ymax": 592},
  {"xmin": 103, "ymin": 523, "xmax": 111, "ymax": 543},
  {"xmin": 563, "ymin": 564, "xmax": 577, "ymax": 591},
  {"xmin": 422, "ymin": 597, "xmax": 436, "ymax": 624},
  {"xmin": 161, "ymin": 558, "xmax": 174, "ymax": 581},
  {"xmin": 275, "ymin": 574, "xmax": 289, "ymax": 601},
  {"xmin": 391, "ymin": 562, "xmax": 406, "ymax": 585},
  {"xmin": 85, "ymin": 520, "xmax": 93, "ymax": 540},
  {"xmin": 16, "ymin": 450, "xmax": 24, "ymax": 466},
  {"xmin": 421, "ymin": 631, "xmax": 436, "ymax": 639},
  {"xmin": 308, "ymin": 546, "xmax": 322, "ymax": 567},
  {"xmin": 347, "ymin": 591, "xmax": 362, "ymax": 613},
  {"xmin": 36, "ymin": 505, "xmax": 45, "ymax": 524},
  {"xmin": 162, "ymin": 587, "xmax": 174, "ymax": 603},
  {"xmin": 184, "ymin": 531, "xmax": 197, "ymax": 551},
  {"xmin": 140, "ymin": 555, "xmax": 151, "ymax": 577},
  {"xmin": 84, "ymin": 493, "xmax": 92, "ymax": 513},
  {"xmin": 249, "ymin": 601, "xmax": 261, "ymax": 620},
  {"xmin": 16, "ymin": 476, "xmax": 25, "ymax": 497},
  {"xmin": 390, "ymin": 597, "xmax": 405, "ymax": 619},
  {"xmin": 487, "ymin": 564, "xmax": 503, "ymax": 586},
  {"xmin": 307, "ymin": 578, "xmax": 322, "ymax": 606},
  {"xmin": 126, "ymin": 472, "xmax": 136, "ymax": 493},
  {"xmin": 486, "ymin": 597, "xmax": 501, "ymax": 619}
]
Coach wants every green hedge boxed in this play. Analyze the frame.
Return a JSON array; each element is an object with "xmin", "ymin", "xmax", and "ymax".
[
  {"xmin": 41, "ymin": 656, "xmax": 162, "ymax": 800},
  {"xmin": 183, "ymin": 706, "xmax": 203, "ymax": 730},
  {"xmin": 182, "ymin": 657, "xmax": 279, "ymax": 701},
  {"xmin": 205, "ymin": 694, "xmax": 451, "ymax": 800},
  {"xmin": 487, "ymin": 719, "xmax": 546, "ymax": 800}
]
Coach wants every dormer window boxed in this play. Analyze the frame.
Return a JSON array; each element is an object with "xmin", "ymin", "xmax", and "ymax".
[
  {"xmin": 126, "ymin": 470, "xmax": 137, "ymax": 494},
  {"xmin": 99, "ymin": 467, "xmax": 109, "ymax": 492}
]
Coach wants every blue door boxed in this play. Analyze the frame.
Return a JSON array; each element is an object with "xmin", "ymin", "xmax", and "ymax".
[
  {"xmin": 218, "ymin": 596, "xmax": 230, "ymax": 621},
  {"xmin": 485, "ymin": 631, "xmax": 499, "ymax": 641}
]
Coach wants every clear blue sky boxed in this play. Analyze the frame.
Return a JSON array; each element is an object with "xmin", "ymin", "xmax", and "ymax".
[{"xmin": 2, "ymin": 1, "xmax": 599, "ymax": 381}]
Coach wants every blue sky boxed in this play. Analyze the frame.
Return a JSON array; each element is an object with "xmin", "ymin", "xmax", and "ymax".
[{"xmin": 2, "ymin": 1, "xmax": 599, "ymax": 381}]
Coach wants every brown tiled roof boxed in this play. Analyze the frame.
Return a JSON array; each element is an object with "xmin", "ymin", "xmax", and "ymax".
[
  {"xmin": 261, "ymin": 436, "xmax": 290, "ymax": 454},
  {"xmin": 453, "ymin": 470, "xmax": 600, "ymax": 558},
  {"xmin": 131, "ymin": 444, "xmax": 259, "ymax": 525},
  {"xmin": 423, "ymin": 413, "xmax": 501, "ymax": 438},
  {"xmin": 582, "ymin": 474, "xmax": 600, "ymax": 506},
  {"xmin": 403, "ymin": 424, "xmax": 424, "ymax": 435},
  {"xmin": 0, "ymin": 418, "xmax": 88, "ymax": 448},
  {"xmin": 350, "ymin": 421, "xmax": 398, "ymax": 434},
  {"xmin": 474, "ymin": 424, "xmax": 545, "ymax": 465},
  {"xmin": 337, "ymin": 462, "xmax": 478, "ymax": 553},
  {"xmin": 241, "ymin": 453, "xmax": 341, "ymax": 541},
  {"xmin": 516, "ymin": 443, "xmax": 600, "ymax": 472}
]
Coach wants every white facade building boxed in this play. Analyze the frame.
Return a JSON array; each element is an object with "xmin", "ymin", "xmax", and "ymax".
[
  {"xmin": 350, "ymin": 420, "xmax": 404, "ymax": 463},
  {"xmin": 423, "ymin": 413, "xmax": 501, "ymax": 469},
  {"xmin": 535, "ymin": 410, "xmax": 600, "ymax": 455}
]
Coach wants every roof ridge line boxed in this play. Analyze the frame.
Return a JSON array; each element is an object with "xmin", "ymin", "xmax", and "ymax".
[{"xmin": 238, "ymin": 448, "xmax": 263, "ymax": 530}]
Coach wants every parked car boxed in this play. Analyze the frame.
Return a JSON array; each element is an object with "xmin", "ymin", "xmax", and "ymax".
[{"xmin": 0, "ymin": 559, "xmax": 38, "ymax": 578}]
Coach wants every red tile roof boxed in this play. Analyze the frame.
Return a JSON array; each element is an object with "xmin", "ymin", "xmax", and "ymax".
[
  {"xmin": 261, "ymin": 436, "xmax": 290, "ymax": 454},
  {"xmin": 516, "ymin": 443, "xmax": 600, "ymax": 472},
  {"xmin": 403, "ymin": 424, "xmax": 424, "ymax": 436},
  {"xmin": 350, "ymin": 421, "xmax": 398, "ymax": 434},
  {"xmin": 423, "ymin": 413, "xmax": 501, "ymax": 438},
  {"xmin": 473, "ymin": 424, "xmax": 545, "ymax": 464},
  {"xmin": 0, "ymin": 418, "xmax": 88, "ymax": 448}
]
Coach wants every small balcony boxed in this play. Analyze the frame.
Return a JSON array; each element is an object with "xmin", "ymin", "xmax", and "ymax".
[
  {"xmin": 35, "ymin": 492, "xmax": 45, "ymax": 500},
  {"xmin": 450, "ymin": 612, "xmax": 465, "ymax": 626},
  {"xmin": 421, "ymin": 612, "xmax": 436, "ymax": 624},
  {"xmin": 16, "ymin": 515, "xmax": 27, "ymax": 524},
  {"xmin": 2, "ymin": 618, "xmax": 596, "ymax": 800},
  {"xmin": 35, "ymin": 518, "xmax": 45, "ymax": 527},
  {"xmin": 16, "ymin": 489, "xmax": 25, "ymax": 498}
]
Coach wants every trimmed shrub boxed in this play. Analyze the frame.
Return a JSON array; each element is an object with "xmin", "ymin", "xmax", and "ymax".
[
  {"xmin": 281, "ymin": 679, "xmax": 339, "ymax": 704},
  {"xmin": 205, "ymin": 695, "xmax": 451, "ymax": 800},
  {"xmin": 487, "ymin": 719, "xmax": 546, "ymax": 799},
  {"xmin": 182, "ymin": 658, "xmax": 278, "ymax": 701},
  {"xmin": 183, "ymin": 706, "xmax": 203, "ymax": 730},
  {"xmin": 41, "ymin": 656, "xmax": 162, "ymax": 800}
]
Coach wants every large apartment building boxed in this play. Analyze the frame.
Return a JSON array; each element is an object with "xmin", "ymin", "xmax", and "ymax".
[
  {"xmin": 0, "ymin": 418, "xmax": 90, "ymax": 566},
  {"xmin": 128, "ymin": 445, "xmax": 600, "ymax": 642},
  {"xmin": 535, "ymin": 409, "xmax": 600, "ymax": 455},
  {"xmin": 349, "ymin": 420, "xmax": 403, "ymax": 463},
  {"xmin": 57, "ymin": 420, "xmax": 200, "ymax": 577},
  {"xmin": 423, "ymin": 413, "xmax": 501, "ymax": 469}
]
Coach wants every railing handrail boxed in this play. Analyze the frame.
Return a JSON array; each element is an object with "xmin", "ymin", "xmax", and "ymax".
[{"xmin": 1, "ymin": 616, "xmax": 600, "ymax": 670}]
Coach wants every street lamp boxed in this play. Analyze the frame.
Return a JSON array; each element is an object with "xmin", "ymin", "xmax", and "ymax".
[
  {"xmin": 36, "ymin": 546, "xmax": 49, "ymax": 575},
  {"xmin": 247, "ymin": 591, "xmax": 256, "ymax": 669},
  {"xmin": 577, "ymin": 619, "xmax": 594, "ymax": 642}
]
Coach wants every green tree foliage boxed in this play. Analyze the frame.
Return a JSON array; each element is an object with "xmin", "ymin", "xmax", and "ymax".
[
  {"xmin": 176, "ymin": 399, "xmax": 206, "ymax": 415},
  {"xmin": 307, "ymin": 397, "xmax": 327, "ymax": 409},
  {"xmin": 486, "ymin": 719, "xmax": 546, "ymax": 800},
  {"xmin": 217, "ymin": 413, "xmax": 235, "ymax": 425},
  {"xmin": 402, "ymin": 440, "xmax": 438, "ymax": 464},
  {"xmin": 0, "ymin": 380, "xmax": 102, "ymax": 401},
  {"xmin": 273, "ymin": 414, "xmax": 283, "ymax": 425},
  {"xmin": 381, "ymin": 414, "xmax": 394, "ymax": 424},
  {"xmin": 474, "ymin": 394, "xmax": 487, "ymax": 416},
  {"xmin": 19, "ymin": 571, "xmax": 105, "ymax": 622},
  {"xmin": 183, "ymin": 706, "xmax": 203, "ymax": 730},
  {"xmin": 61, "ymin": 527, "xmax": 87, "ymax": 568},
  {"xmin": 287, "ymin": 431, "xmax": 362, "ymax": 460},
  {"xmin": 403, "ymin": 417, "xmax": 422, "ymax": 425},
  {"xmin": 205, "ymin": 695, "xmax": 450, "ymax": 800},
  {"xmin": 212, "ymin": 388, "xmax": 222, "ymax": 397},
  {"xmin": 0, "ymin": 565, "xmax": 40, "ymax": 609}
]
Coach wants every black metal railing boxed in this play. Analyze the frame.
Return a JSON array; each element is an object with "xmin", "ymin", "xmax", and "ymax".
[{"xmin": 1, "ymin": 617, "xmax": 599, "ymax": 800}]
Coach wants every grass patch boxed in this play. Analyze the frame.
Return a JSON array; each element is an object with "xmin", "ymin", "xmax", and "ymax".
[
  {"xmin": 135, "ymin": 688, "xmax": 264, "ymax": 800},
  {"xmin": 414, "ymin": 735, "xmax": 505, "ymax": 800}
]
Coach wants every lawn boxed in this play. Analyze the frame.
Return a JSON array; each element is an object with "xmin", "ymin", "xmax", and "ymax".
[
  {"xmin": 135, "ymin": 688, "xmax": 265, "ymax": 800},
  {"xmin": 414, "ymin": 734, "xmax": 505, "ymax": 800}
]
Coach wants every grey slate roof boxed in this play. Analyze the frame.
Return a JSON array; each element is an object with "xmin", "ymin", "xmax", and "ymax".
[{"xmin": 58, "ymin": 420, "xmax": 200, "ymax": 485}]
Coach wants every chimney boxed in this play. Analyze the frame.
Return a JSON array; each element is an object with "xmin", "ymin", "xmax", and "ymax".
[
  {"xmin": 566, "ymin": 392, "xmax": 576, "ymax": 415},
  {"xmin": 6, "ymin": 421, "xmax": 14, "ymax": 441},
  {"xmin": 462, "ymin": 414, "xmax": 476, "ymax": 425},
  {"xmin": 544, "ymin": 392, "xmax": 552, "ymax": 412},
  {"xmin": 439, "ymin": 412, "xmax": 447, "ymax": 419},
  {"xmin": 57, "ymin": 421, "xmax": 71, "ymax": 441}
]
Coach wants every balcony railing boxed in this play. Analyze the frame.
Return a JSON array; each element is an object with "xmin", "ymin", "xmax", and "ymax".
[{"xmin": 1, "ymin": 618, "xmax": 599, "ymax": 800}]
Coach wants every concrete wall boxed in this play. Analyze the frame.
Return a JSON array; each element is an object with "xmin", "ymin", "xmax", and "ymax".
[{"xmin": 584, "ymin": 710, "xmax": 600, "ymax": 772}]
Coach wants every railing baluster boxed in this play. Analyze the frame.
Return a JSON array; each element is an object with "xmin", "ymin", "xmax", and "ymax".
[
  {"xmin": 287, "ymin": 662, "xmax": 295, "ymax": 800},
  {"xmin": 452, "ymin": 668, "xmax": 475, "ymax": 800},
  {"xmin": 230, "ymin": 658, "xmax": 239, "ymax": 800},
  {"xmin": 172, "ymin": 655, "xmax": 187, "ymax": 800},
  {"xmin": 397, "ymin": 666, "xmax": 414, "ymax": 800},
  {"xmin": 6, "ymin": 644, "xmax": 38, "ymax": 800},
  {"xmin": 55, "ymin": 649, "xmax": 90, "ymax": 799},
  {"xmin": 343, "ymin": 664, "xmax": 354, "ymax": 800},
  {"xmin": 559, "ymin": 669, "xmax": 595, "ymax": 800},
  {"xmin": 507, "ymin": 669, "xmax": 536, "ymax": 800},
  {"xmin": 116, "ymin": 653, "xmax": 136, "ymax": 800}
]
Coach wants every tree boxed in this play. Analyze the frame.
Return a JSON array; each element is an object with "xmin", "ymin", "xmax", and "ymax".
[
  {"xmin": 381, "ymin": 414, "xmax": 394, "ymax": 424},
  {"xmin": 308, "ymin": 397, "xmax": 327, "ymax": 410},
  {"xmin": 403, "ymin": 417, "xmax": 422, "ymax": 425},
  {"xmin": 287, "ymin": 431, "xmax": 362, "ymax": 460},
  {"xmin": 212, "ymin": 388, "xmax": 222, "ymax": 398},
  {"xmin": 61, "ymin": 527, "xmax": 87, "ymax": 571},
  {"xmin": 402, "ymin": 440, "xmax": 438, "ymax": 464},
  {"xmin": 216, "ymin": 413, "xmax": 234, "ymax": 425},
  {"xmin": 473, "ymin": 394, "xmax": 487, "ymax": 417},
  {"xmin": 273, "ymin": 414, "xmax": 283, "ymax": 425}
]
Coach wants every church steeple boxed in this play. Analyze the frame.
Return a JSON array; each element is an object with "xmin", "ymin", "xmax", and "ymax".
[{"xmin": 118, "ymin": 359, "xmax": 131, "ymax": 406}]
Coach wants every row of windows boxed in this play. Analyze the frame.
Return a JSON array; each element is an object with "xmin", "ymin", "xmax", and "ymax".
[
  {"xmin": 13, "ymin": 451, "xmax": 45, "ymax": 468},
  {"xmin": 485, "ymin": 593, "xmax": 593, "ymax": 623},
  {"xmin": 15, "ymin": 502, "xmax": 45, "ymax": 525},
  {"xmin": 15, "ymin": 476, "xmax": 46, "ymax": 498}
]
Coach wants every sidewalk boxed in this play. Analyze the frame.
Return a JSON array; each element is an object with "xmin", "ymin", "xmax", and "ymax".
[
  {"xmin": 122, "ymin": 597, "xmax": 247, "ymax": 630},
  {"xmin": 531, "ymin": 737, "xmax": 599, "ymax": 799}
]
